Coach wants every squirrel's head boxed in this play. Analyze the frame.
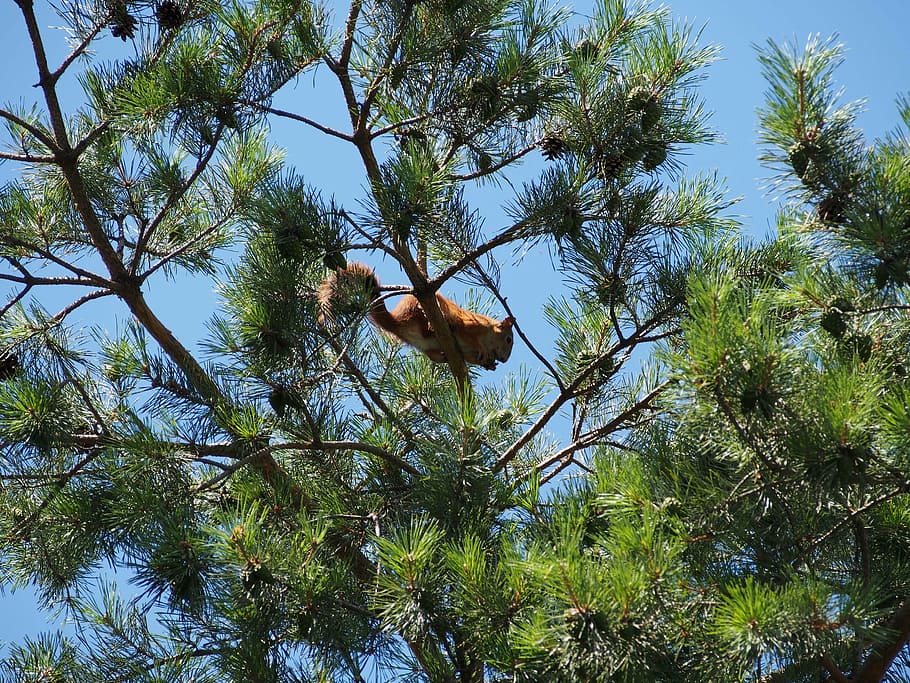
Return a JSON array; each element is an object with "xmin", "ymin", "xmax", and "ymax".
[{"xmin": 493, "ymin": 316, "xmax": 516, "ymax": 363}]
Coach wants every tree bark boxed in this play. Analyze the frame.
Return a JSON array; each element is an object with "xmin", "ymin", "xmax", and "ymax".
[{"xmin": 854, "ymin": 600, "xmax": 910, "ymax": 683}]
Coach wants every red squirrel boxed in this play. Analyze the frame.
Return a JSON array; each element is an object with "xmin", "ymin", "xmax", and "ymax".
[{"xmin": 318, "ymin": 263, "xmax": 515, "ymax": 370}]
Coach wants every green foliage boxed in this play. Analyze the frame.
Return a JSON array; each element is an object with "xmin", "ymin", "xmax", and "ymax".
[{"xmin": 6, "ymin": 1, "xmax": 910, "ymax": 682}]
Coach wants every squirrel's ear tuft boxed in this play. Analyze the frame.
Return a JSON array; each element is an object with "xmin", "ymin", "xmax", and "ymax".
[{"xmin": 503, "ymin": 316, "xmax": 516, "ymax": 327}]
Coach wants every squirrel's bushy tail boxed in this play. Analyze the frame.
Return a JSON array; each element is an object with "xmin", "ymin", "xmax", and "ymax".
[{"xmin": 317, "ymin": 262, "xmax": 383, "ymax": 326}]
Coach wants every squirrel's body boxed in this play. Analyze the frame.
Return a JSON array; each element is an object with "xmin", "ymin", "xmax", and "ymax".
[{"xmin": 318, "ymin": 263, "xmax": 514, "ymax": 370}]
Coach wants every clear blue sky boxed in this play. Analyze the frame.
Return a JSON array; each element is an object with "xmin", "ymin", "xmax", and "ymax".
[{"xmin": 1, "ymin": 0, "xmax": 909, "ymax": 665}]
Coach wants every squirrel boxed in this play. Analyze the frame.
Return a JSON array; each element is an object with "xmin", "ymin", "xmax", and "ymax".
[{"xmin": 318, "ymin": 262, "xmax": 515, "ymax": 370}]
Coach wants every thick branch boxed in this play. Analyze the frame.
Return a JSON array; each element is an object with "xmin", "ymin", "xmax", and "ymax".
[
  {"xmin": 820, "ymin": 654, "xmax": 850, "ymax": 683},
  {"xmin": 327, "ymin": 21, "xmax": 471, "ymax": 389},
  {"xmin": 350, "ymin": 135, "xmax": 471, "ymax": 387},
  {"xmin": 854, "ymin": 600, "xmax": 910, "ymax": 683},
  {"xmin": 120, "ymin": 288, "xmax": 224, "ymax": 405},
  {"xmin": 0, "ymin": 150, "xmax": 55, "ymax": 163},
  {"xmin": 0, "ymin": 271, "xmax": 104, "ymax": 288},
  {"xmin": 16, "ymin": 0, "xmax": 128, "ymax": 282},
  {"xmin": 337, "ymin": 0, "xmax": 363, "ymax": 70}
]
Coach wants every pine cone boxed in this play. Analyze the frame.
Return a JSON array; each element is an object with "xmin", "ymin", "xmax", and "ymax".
[
  {"xmin": 0, "ymin": 354, "xmax": 18, "ymax": 380},
  {"xmin": 598, "ymin": 153, "xmax": 625, "ymax": 180},
  {"xmin": 787, "ymin": 140, "xmax": 820, "ymax": 184},
  {"xmin": 575, "ymin": 39, "xmax": 599, "ymax": 61},
  {"xmin": 539, "ymin": 135, "xmax": 566, "ymax": 161},
  {"xmin": 817, "ymin": 192, "xmax": 848, "ymax": 224},
  {"xmin": 109, "ymin": 3, "xmax": 137, "ymax": 40},
  {"xmin": 555, "ymin": 202, "xmax": 583, "ymax": 241},
  {"xmin": 641, "ymin": 143, "xmax": 668, "ymax": 172},
  {"xmin": 640, "ymin": 97, "xmax": 662, "ymax": 132},
  {"xmin": 627, "ymin": 86, "xmax": 652, "ymax": 111},
  {"xmin": 155, "ymin": 0, "xmax": 183, "ymax": 30}
]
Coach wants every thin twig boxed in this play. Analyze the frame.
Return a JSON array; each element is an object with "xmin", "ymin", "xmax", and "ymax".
[
  {"xmin": 0, "ymin": 283, "xmax": 31, "ymax": 318},
  {"xmin": 0, "ymin": 107, "xmax": 57, "ymax": 150},
  {"xmin": 0, "ymin": 235, "xmax": 111, "ymax": 284},
  {"xmin": 359, "ymin": 0, "xmax": 416, "ymax": 128},
  {"xmin": 534, "ymin": 380, "xmax": 670, "ymax": 477},
  {"xmin": 432, "ymin": 219, "xmax": 531, "ymax": 287},
  {"xmin": 452, "ymin": 142, "xmax": 539, "ymax": 182},
  {"xmin": 46, "ymin": 21, "xmax": 106, "ymax": 85},
  {"xmin": 806, "ymin": 486, "xmax": 909, "ymax": 553},
  {"xmin": 196, "ymin": 438, "xmax": 419, "ymax": 492},
  {"xmin": 457, "ymin": 255, "xmax": 566, "ymax": 392},
  {"xmin": 325, "ymin": 335, "xmax": 418, "ymax": 444},
  {"xmin": 494, "ymin": 308, "xmax": 679, "ymax": 473},
  {"xmin": 132, "ymin": 129, "xmax": 224, "ymax": 272},
  {"xmin": 247, "ymin": 102, "xmax": 354, "ymax": 141}
]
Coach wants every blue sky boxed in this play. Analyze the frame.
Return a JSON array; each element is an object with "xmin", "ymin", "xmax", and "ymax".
[{"xmin": 0, "ymin": 0, "xmax": 909, "ymax": 668}]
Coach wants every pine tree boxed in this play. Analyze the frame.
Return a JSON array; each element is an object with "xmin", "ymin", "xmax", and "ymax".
[
  {"xmin": 2, "ymin": 1, "xmax": 908, "ymax": 682},
  {"xmin": 587, "ymin": 36, "xmax": 910, "ymax": 682}
]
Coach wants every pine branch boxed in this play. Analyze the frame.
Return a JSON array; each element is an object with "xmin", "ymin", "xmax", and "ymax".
[
  {"xmin": 0, "ymin": 150, "xmax": 55, "ymax": 163},
  {"xmin": 805, "ymin": 485, "xmax": 910, "ymax": 554},
  {"xmin": 320, "ymin": 0, "xmax": 473, "ymax": 391},
  {"xmin": 72, "ymin": 120, "xmax": 111, "ymax": 157},
  {"xmin": 539, "ymin": 454, "xmax": 593, "ymax": 486},
  {"xmin": 359, "ymin": 0, "xmax": 417, "ymax": 128},
  {"xmin": 432, "ymin": 219, "xmax": 532, "ymax": 287},
  {"xmin": 336, "ymin": 0, "xmax": 363, "ymax": 71},
  {"xmin": 534, "ymin": 379, "xmax": 671, "ymax": 478},
  {"xmin": 324, "ymin": 336, "xmax": 419, "ymax": 445},
  {"xmin": 140, "ymin": 211, "xmax": 232, "ymax": 281},
  {"xmin": 445, "ymin": 252, "xmax": 566, "ymax": 391},
  {"xmin": 0, "ymin": 236, "xmax": 111, "ymax": 285},
  {"xmin": 495, "ymin": 307, "xmax": 679, "ymax": 473},
  {"xmin": 451, "ymin": 142, "xmax": 539, "ymax": 182},
  {"xmin": 360, "ymin": 131, "xmax": 471, "ymax": 390},
  {"xmin": 4, "ymin": 288, "xmax": 115, "ymax": 349},
  {"xmin": 45, "ymin": 20, "xmax": 106, "ymax": 86},
  {"xmin": 7, "ymin": 448, "xmax": 104, "ymax": 541},
  {"xmin": 15, "ymin": 2, "xmax": 130, "ymax": 285},
  {"xmin": 0, "ymin": 282, "xmax": 29, "ymax": 318},
  {"xmin": 247, "ymin": 102, "xmax": 354, "ymax": 142},
  {"xmin": 0, "ymin": 268, "xmax": 106, "ymax": 289},
  {"xmin": 491, "ymin": 280, "xmax": 565, "ymax": 391},
  {"xmin": 335, "ymin": 207, "xmax": 398, "ymax": 258},
  {"xmin": 195, "ymin": 439, "xmax": 418, "ymax": 493},
  {"xmin": 133, "ymin": 124, "xmax": 225, "ymax": 276},
  {"xmin": 371, "ymin": 110, "xmax": 443, "ymax": 139},
  {"xmin": 13, "ymin": 11, "xmax": 339, "ymax": 560},
  {"xmin": 853, "ymin": 600, "xmax": 910, "ymax": 682},
  {"xmin": 0, "ymin": 107, "xmax": 57, "ymax": 151}
]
